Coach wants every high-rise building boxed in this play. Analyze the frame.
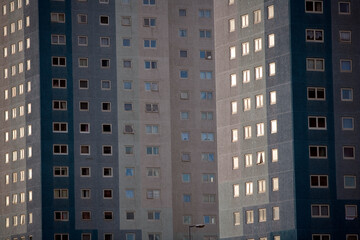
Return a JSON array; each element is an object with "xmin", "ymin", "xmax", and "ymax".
[
  {"xmin": 0, "ymin": 0, "xmax": 217, "ymax": 240},
  {"xmin": 215, "ymin": 1, "xmax": 359, "ymax": 240}
]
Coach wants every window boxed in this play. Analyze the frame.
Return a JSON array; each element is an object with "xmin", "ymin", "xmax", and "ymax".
[
  {"xmin": 245, "ymin": 154, "xmax": 253, "ymax": 167},
  {"xmin": 54, "ymin": 189, "xmax": 68, "ymax": 199},
  {"xmin": 182, "ymin": 173, "xmax": 191, "ymax": 183},
  {"xmin": 269, "ymin": 62, "xmax": 276, "ymax": 76},
  {"xmin": 51, "ymin": 34, "xmax": 66, "ymax": 45},
  {"xmin": 54, "ymin": 211, "xmax": 69, "ymax": 221},
  {"xmin": 180, "ymin": 70, "xmax": 188, "ymax": 78},
  {"xmin": 339, "ymin": 2, "xmax": 350, "ymax": 14},
  {"xmin": 126, "ymin": 211, "xmax": 135, "ymax": 220},
  {"xmin": 311, "ymin": 204, "xmax": 330, "ymax": 218},
  {"xmin": 234, "ymin": 212, "xmax": 240, "ymax": 225},
  {"xmin": 125, "ymin": 189, "xmax": 134, "ymax": 199},
  {"xmin": 272, "ymin": 177, "xmax": 279, "ymax": 191},
  {"xmin": 305, "ymin": 0, "xmax": 323, "ymax": 13},
  {"xmin": 148, "ymin": 211, "xmax": 161, "ymax": 220},
  {"xmin": 201, "ymin": 132, "xmax": 214, "ymax": 141},
  {"xmin": 230, "ymin": 46, "xmax": 236, "ymax": 59},
  {"xmin": 255, "ymin": 66, "xmax": 263, "ymax": 80},
  {"xmin": 341, "ymin": 88, "xmax": 353, "ymax": 101},
  {"xmin": 340, "ymin": 31, "xmax": 351, "ymax": 42},
  {"xmin": 309, "ymin": 146, "xmax": 327, "ymax": 158},
  {"xmin": 259, "ymin": 208, "xmax": 266, "ymax": 222},
  {"xmin": 229, "ymin": 0, "xmax": 234, "ymax": 4},
  {"xmin": 123, "ymin": 60, "xmax": 132, "ymax": 68},
  {"xmin": 243, "ymin": 70, "xmax": 250, "ymax": 83},
  {"xmin": 243, "ymin": 98, "xmax": 251, "ymax": 111},
  {"xmin": 181, "ymin": 152, "xmax": 191, "ymax": 161},
  {"xmin": 147, "ymin": 168, "xmax": 160, "ymax": 177},
  {"xmin": 147, "ymin": 189, "xmax": 160, "ymax": 199},
  {"xmin": 104, "ymin": 211, "xmax": 113, "ymax": 220},
  {"xmin": 273, "ymin": 207, "xmax": 280, "ymax": 220},
  {"xmin": 81, "ymin": 189, "xmax": 91, "ymax": 199},
  {"xmin": 148, "ymin": 234, "xmax": 161, "ymax": 240},
  {"xmin": 246, "ymin": 210, "xmax": 254, "ymax": 224},
  {"xmin": 124, "ymin": 103, "xmax": 132, "ymax": 111},
  {"xmin": 270, "ymin": 91, "xmax": 276, "ymax": 105},
  {"xmin": 307, "ymin": 58, "xmax": 324, "ymax": 71},
  {"xmin": 100, "ymin": 15, "xmax": 109, "ymax": 25},
  {"xmin": 144, "ymin": 60, "xmax": 157, "ymax": 69},
  {"xmin": 79, "ymin": 101, "xmax": 89, "ymax": 111},
  {"xmin": 52, "ymin": 78, "xmax": 66, "ymax": 88},
  {"xmin": 79, "ymin": 123, "xmax": 90, "ymax": 133},
  {"xmin": 198, "ymin": 9, "xmax": 211, "ymax": 18},
  {"xmin": 51, "ymin": 13, "xmax": 65, "ymax": 23},
  {"xmin": 181, "ymin": 132, "xmax": 189, "ymax": 141},
  {"xmin": 102, "ymin": 145, "xmax": 112, "ymax": 155},
  {"xmin": 204, "ymin": 215, "xmax": 215, "ymax": 224},
  {"xmin": 343, "ymin": 146, "xmax": 355, "ymax": 159},
  {"xmin": 101, "ymin": 59, "xmax": 110, "ymax": 68},
  {"xmin": 78, "ymin": 36, "xmax": 88, "ymax": 46},
  {"xmin": 146, "ymin": 146, "xmax": 159, "ymax": 155},
  {"xmin": 310, "ymin": 175, "xmax": 328, "ymax": 188},
  {"xmin": 242, "ymin": 42, "xmax": 249, "ymax": 56},
  {"xmin": 344, "ymin": 175, "xmax": 356, "ymax": 189},
  {"xmin": 200, "ymin": 50, "xmax": 212, "ymax": 60},
  {"xmin": 342, "ymin": 117, "xmax": 354, "ymax": 130},
  {"xmin": 246, "ymin": 182, "xmax": 253, "ymax": 195},
  {"xmin": 102, "ymin": 124, "xmax": 112, "ymax": 133},
  {"xmin": 254, "ymin": 9, "xmax": 261, "ymax": 24},
  {"xmin": 179, "ymin": 50, "xmax": 188, "ymax": 58},
  {"xmin": 346, "ymin": 235, "xmax": 358, "ymax": 240},
  {"xmin": 102, "ymin": 102, "xmax": 111, "ymax": 112},
  {"xmin": 230, "ymin": 74, "xmax": 237, "ymax": 87},
  {"xmin": 78, "ymin": 79, "xmax": 88, "ymax": 89},
  {"xmin": 257, "ymin": 151, "xmax": 265, "ymax": 164},
  {"xmin": 81, "ymin": 167, "xmax": 91, "ymax": 177},
  {"xmin": 54, "ymin": 234, "xmax": 69, "ymax": 240},
  {"xmin": 306, "ymin": 29, "xmax": 324, "ymax": 42},
  {"xmin": 53, "ymin": 122, "xmax": 68, "ymax": 133},
  {"xmin": 104, "ymin": 234, "xmax": 113, "ymax": 240},
  {"xmin": 145, "ymin": 103, "xmax": 159, "ymax": 112},
  {"xmin": 143, "ymin": 0, "xmax": 155, "ymax": 5},
  {"xmin": 258, "ymin": 180, "xmax": 266, "ymax": 193},
  {"xmin": 144, "ymin": 39, "xmax": 157, "ymax": 48},
  {"xmin": 179, "ymin": 29, "xmax": 187, "ymax": 37},
  {"xmin": 202, "ymin": 173, "xmax": 215, "ymax": 183},
  {"xmin": 54, "ymin": 167, "xmax": 68, "ymax": 177},
  {"xmin": 233, "ymin": 184, "xmax": 240, "ymax": 197},
  {"xmin": 179, "ymin": 8, "xmax": 186, "ymax": 16},
  {"xmin": 254, "ymin": 38, "xmax": 262, "ymax": 52},
  {"xmin": 201, "ymin": 91, "xmax": 213, "ymax": 100},
  {"xmin": 308, "ymin": 116, "xmax": 326, "ymax": 129},
  {"xmin": 340, "ymin": 59, "xmax": 352, "ymax": 72},
  {"xmin": 244, "ymin": 126, "xmax": 251, "ymax": 139},
  {"xmin": 78, "ymin": 14, "xmax": 87, "ymax": 24},
  {"xmin": 78, "ymin": 58, "xmax": 88, "ymax": 68},
  {"xmin": 229, "ymin": 18, "xmax": 235, "ymax": 32},
  {"xmin": 231, "ymin": 101, "xmax": 237, "ymax": 114},
  {"xmin": 100, "ymin": 37, "xmax": 110, "ymax": 47},
  {"xmin": 241, "ymin": 14, "xmax": 249, "ymax": 28},
  {"xmin": 201, "ymin": 111, "xmax": 213, "ymax": 120},
  {"xmin": 308, "ymin": 87, "xmax": 325, "ymax": 100},
  {"xmin": 52, "ymin": 57, "xmax": 66, "ymax": 66},
  {"xmin": 345, "ymin": 205, "xmax": 357, "ymax": 220},
  {"xmin": 256, "ymin": 123, "xmax": 265, "ymax": 137},
  {"xmin": 199, "ymin": 29, "xmax": 211, "ymax": 38},
  {"xmin": 268, "ymin": 5, "xmax": 274, "ymax": 19},
  {"xmin": 146, "ymin": 125, "xmax": 159, "ymax": 134},
  {"xmin": 200, "ymin": 71, "xmax": 212, "ymax": 80},
  {"xmin": 53, "ymin": 145, "xmax": 68, "ymax": 154},
  {"xmin": 143, "ymin": 17, "xmax": 156, "ymax": 27}
]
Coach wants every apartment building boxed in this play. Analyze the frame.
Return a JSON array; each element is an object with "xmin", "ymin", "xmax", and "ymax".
[
  {"xmin": 0, "ymin": 0, "xmax": 217, "ymax": 240},
  {"xmin": 215, "ymin": 0, "xmax": 360, "ymax": 240}
]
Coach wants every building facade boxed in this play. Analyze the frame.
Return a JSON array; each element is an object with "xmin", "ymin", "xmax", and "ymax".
[
  {"xmin": 0, "ymin": 0, "xmax": 217, "ymax": 240},
  {"xmin": 215, "ymin": 0, "xmax": 360, "ymax": 240}
]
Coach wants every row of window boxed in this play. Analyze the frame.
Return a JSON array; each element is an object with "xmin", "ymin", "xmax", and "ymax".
[
  {"xmin": 240, "ymin": 206, "xmax": 280, "ymax": 225},
  {"xmin": 4, "ymin": 190, "xmax": 33, "ymax": 205},
  {"xmin": 234, "ymin": 6, "xmax": 274, "ymax": 30},
  {"xmin": 4, "ymin": 82, "xmax": 31, "ymax": 98},
  {"xmin": 2, "ymin": 17, "xmax": 30, "ymax": 36},
  {"xmin": 4, "ymin": 103, "xmax": 32, "ymax": 121},
  {"xmin": 231, "ymin": 92, "xmax": 276, "ymax": 113},
  {"xmin": 5, "ymin": 213, "xmax": 33, "ymax": 228},
  {"xmin": 232, "ymin": 120, "xmax": 278, "ymax": 141},
  {"xmin": 4, "ymin": 170, "xmax": 32, "ymax": 184},
  {"xmin": 2, "ymin": 60, "xmax": 31, "ymax": 78},
  {"xmin": 52, "ymin": 78, "xmax": 112, "ymax": 90},
  {"xmin": 234, "ymin": 178, "xmax": 279, "ymax": 197},
  {"xmin": 232, "ymin": 149, "xmax": 278, "ymax": 170},
  {"xmin": 2, "ymin": 0, "xmax": 27, "ymax": 15},
  {"xmin": 2, "ymin": 38, "xmax": 30, "ymax": 57},
  {"xmin": 306, "ymin": 58, "xmax": 353, "ymax": 72},
  {"xmin": 4, "ymin": 125, "xmax": 32, "ymax": 142},
  {"xmin": 4, "ymin": 147, "xmax": 33, "ymax": 162},
  {"xmin": 305, "ymin": 0, "xmax": 351, "ymax": 14}
]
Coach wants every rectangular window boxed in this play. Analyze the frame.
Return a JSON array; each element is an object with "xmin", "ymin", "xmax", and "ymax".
[
  {"xmin": 100, "ymin": 15, "xmax": 110, "ymax": 25},
  {"xmin": 102, "ymin": 145, "xmax": 112, "ymax": 155},
  {"xmin": 340, "ymin": 59, "xmax": 352, "ymax": 72},
  {"xmin": 308, "ymin": 87, "xmax": 325, "ymax": 100},
  {"xmin": 254, "ymin": 9, "xmax": 261, "ymax": 24},
  {"xmin": 148, "ymin": 211, "xmax": 161, "ymax": 220},
  {"xmin": 273, "ymin": 207, "xmax": 280, "ymax": 220},
  {"xmin": 243, "ymin": 70, "xmax": 250, "ymax": 83},
  {"xmin": 200, "ymin": 91, "xmax": 213, "ymax": 100},
  {"xmin": 244, "ymin": 126, "xmax": 251, "ymax": 139},
  {"xmin": 241, "ymin": 14, "xmax": 249, "ymax": 28},
  {"xmin": 343, "ymin": 146, "xmax": 355, "ymax": 159},
  {"xmin": 305, "ymin": 0, "xmax": 323, "ymax": 13},
  {"xmin": 143, "ymin": 17, "xmax": 156, "ymax": 27},
  {"xmin": 200, "ymin": 50, "xmax": 212, "ymax": 60},
  {"xmin": 310, "ymin": 175, "xmax": 328, "ymax": 188},
  {"xmin": 306, "ymin": 29, "xmax": 324, "ymax": 42},
  {"xmin": 51, "ymin": 34, "xmax": 66, "ymax": 45},
  {"xmin": 78, "ymin": 36, "xmax": 88, "ymax": 46},
  {"xmin": 78, "ymin": 58, "xmax": 88, "ymax": 67},
  {"xmin": 198, "ymin": 9, "xmax": 211, "ymax": 18},
  {"xmin": 259, "ymin": 208, "xmax": 266, "ymax": 222},
  {"xmin": 234, "ymin": 212, "xmax": 240, "ymax": 225},
  {"xmin": 307, "ymin": 58, "xmax": 324, "ymax": 71},
  {"xmin": 231, "ymin": 101, "xmax": 238, "ymax": 114},
  {"xmin": 341, "ymin": 88, "xmax": 353, "ymax": 101},
  {"xmin": 201, "ymin": 111, "xmax": 213, "ymax": 120},
  {"xmin": 52, "ymin": 57, "xmax": 66, "ymax": 66},
  {"xmin": 339, "ymin": 2, "xmax": 351, "ymax": 14},
  {"xmin": 342, "ymin": 117, "xmax": 354, "ymax": 130},
  {"xmin": 229, "ymin": 18, "xmax": 235, "ymax": 32},
  {"xmin": 230, "ymin": 46, "xmax": 236, "ymax": 59},
  {"xmin": 255, "ymin": 66, "xmax": 263, "ymax": 80},
  {"xmin": 144, "ymin": 39, "xmax": 156, "ymax": 48},
  {"xmin": 246, "ymin": 210, "xmax": 254, "ymax": 224},
  {"xmin": 257, "ymin": 151, "xmax": 265, "ymax": 164},
  {"xmin": 200, "ymin": 71, "xmax": 212, "ymax": 80},
  {"xmin": 145, "ymin": 103, "xmax": 159, "ymax": 112},
  {"xmin": 203, "ymin": 215, "xmax": 216, "ymax": 224},
  {"xmin": 202, "ymin": 173, "xmax": 215, "ymax": 183},
  {"xmin": 81, "ymin": 167, "xmax": 91, "ymax": 177},
  {"xmin": 340, "ymin": 31, "xmax": 351, "ymax": 43},
  {"xmin": 201, "ymin": 132, "xmax": 214, "ymax": 141},
  {"xmin": 308, "ymin": 116, "xmax": 326, "ymax": 129},
  {"xmin": 101, "ymin": 37, "xmax": 110, "ymax": 47},
  {"xmin": 312, "ymin": 235, "xmax": 330, "ymax": 240},
  {"xmin": 53, "ymin": 122, "xmax": 68, "ymax": 133},
  {"xmin": 144, "ymin": 60, "xmax": 157, "ymax": 69},
  {"xmin": 270, "ymin": 91, "xmax": 276, "ymax": 105},
  {"xmin": 54, "ymin": 211, "xmax": 69, "ymax": 221},
  {"xmin": 53, "ymin": 145, "xmax": 68, "ymax": 154},
  {"xmin": 52, "ymin": 78, "xmax": 66, "ymax": 88},
  {"xmin": 77, "ymin": 14, "xmax": 87, "ymax": 24},
  {"xmin": 268, "ymin": 5, "xmax": 274, "ymax": 19},
  {"xmin": 243, "ymin": 97, "xmax": 251, "ymax": 111},
  {"xmin": 54, "ymin": 189, "xmax": 68, "ymax": 199},
  {"xmin": 199, "ymin": 29, "xmax": 211, "ymax": 38},
  {"xmin": 101, "ymin": 59, "xmax": 110, "ymax": 68},
  {"xmin": 254, "ymin": 38, "xmax": 262, "ymax": 52},
  {"xmin": 147, "ymin": 168, "xmax": 160, "ymax": 177},
  {"xmin": 269, "ymin": 62, "xmax": 276, "ymax": 76},
  {"xmin": 146, "ymin": 146, "xmax": 159, "ymax": 155},
  {"xmin": 51, "ymin": 13, "xmax": 65, "ymax": 23},
  {"xmin": 272, "ymin": 177, "xmax": 279, "ymax": 191},
  {"xmin": 143, "ymin": 0, "xmax": 155, "ymax": 5},
  {"xmin": 147, "ymin": 189, "xmax": 160, "ymax": 199},
  {"xmin": 242, "ymin": 42, "xmax": 249, "ymax": 56},
  {"xmin": 146, "ymin": 125, "xmax": 159, "ymax": 134},
  {"xmin": 309, "ymin": 146, "xmax": 327, "ymax": 158},
  {"xmin": 201, "ymin": 153, "xmax": 215, "ymax": 162},
  {"xmin": 311, "ymin": 204, "xmax": 330, "ymax": 218},
  {"xmin": 54, "ymin": 166, "xmax": 68, "ymax": 176},
  {"xmin": 245, "ymin": 154, "xmax": 253, "ymax": 167},
  {"xmin": 344, "ymin": 175, "xmax": 356, "ymax": 189},
  {"xmin": 246, "ymin": 182, "xmax": 253, "ymax": 195},
  {"xmin": 230, "ymin": 74, "xmax": 237, "ymax": 87},
  {"xmin": 179, "ymin": 29, "xmax": 187, "ymax": 37},
  {"xmin": 258, "ymin": 179, "xmax": 266, "ymax": 193}
]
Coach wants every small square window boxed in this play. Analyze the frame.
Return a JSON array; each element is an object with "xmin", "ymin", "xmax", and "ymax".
[
  {"xmin": 77, "ymin": 14, "xmax": 87, "ymax": 24},
  {"xmin": 78, "ymin": 36, "xmax": 88, "ymax": 46},
  {"xmin": 79, "ymin": 101, "xmax": 89, "ymax": 111},
  {"xmin": 345, "ymin": 205, "xmax": 357, "ymax": 220},
  {"xmin": 339, "ymin": 2, "xmax": 350, "ymax": 14},
  {"xmin": 101, "ymin": 59, "xmax": 110, "ymax": 68},
  {"xmin": 121, "ymin": 16, "xmax": 131, "ymax": 26},
  {"xmin": 101, "ymin": 80, "xmax": 111, "ymax": 90},
  {"xmin": 79, "ymin": 79, "xmax": 88, "ymax": 89},
  {"xmin": 179, "ymin": 9, "xmax": 186, "ymax": 16},
  {"xmin": 340, "ymin": 31, "xmax": 351, "ymax": 42},
  {"xmin": 123, "ymin": 60, "xmax": 132, "ymax": 68},
  {"xmin": 179, "ymin": 29, "xmax": 187, "ymax": 37},
  {"xmin": 104, "ymin": 211, "xmax": 113, "ymax": 220},
  {"xmin": 123, "ymin": 81, "xmax": 132, "ymax": 90},
  {"xmin": 180, "ymin": 50, "xmax": 188, "ymax": 58},
  {"xmin": 341, "ymin": 88, "xmax": 353, "ymax": 101},
  {"xmin": 100, "ymin": 37, "xmax": 110, "ymax": 47},
  {"xmin": 344, "ymin": 175, "xmax": 356, "ymax": 189},
  {"xmin": 342, "ymin": 117, "xmax": 354, "ymax": 130},
  {"xmin": 100, "ymin": 16, "xmax": 109, "ymax": 25},
  {"xmin": 340, "ymin": 59, "xmax": 352, "ymax": 72},
  {"xmin": 123, "ymin": 38, "xmax": 131, "ymax": 47}
]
